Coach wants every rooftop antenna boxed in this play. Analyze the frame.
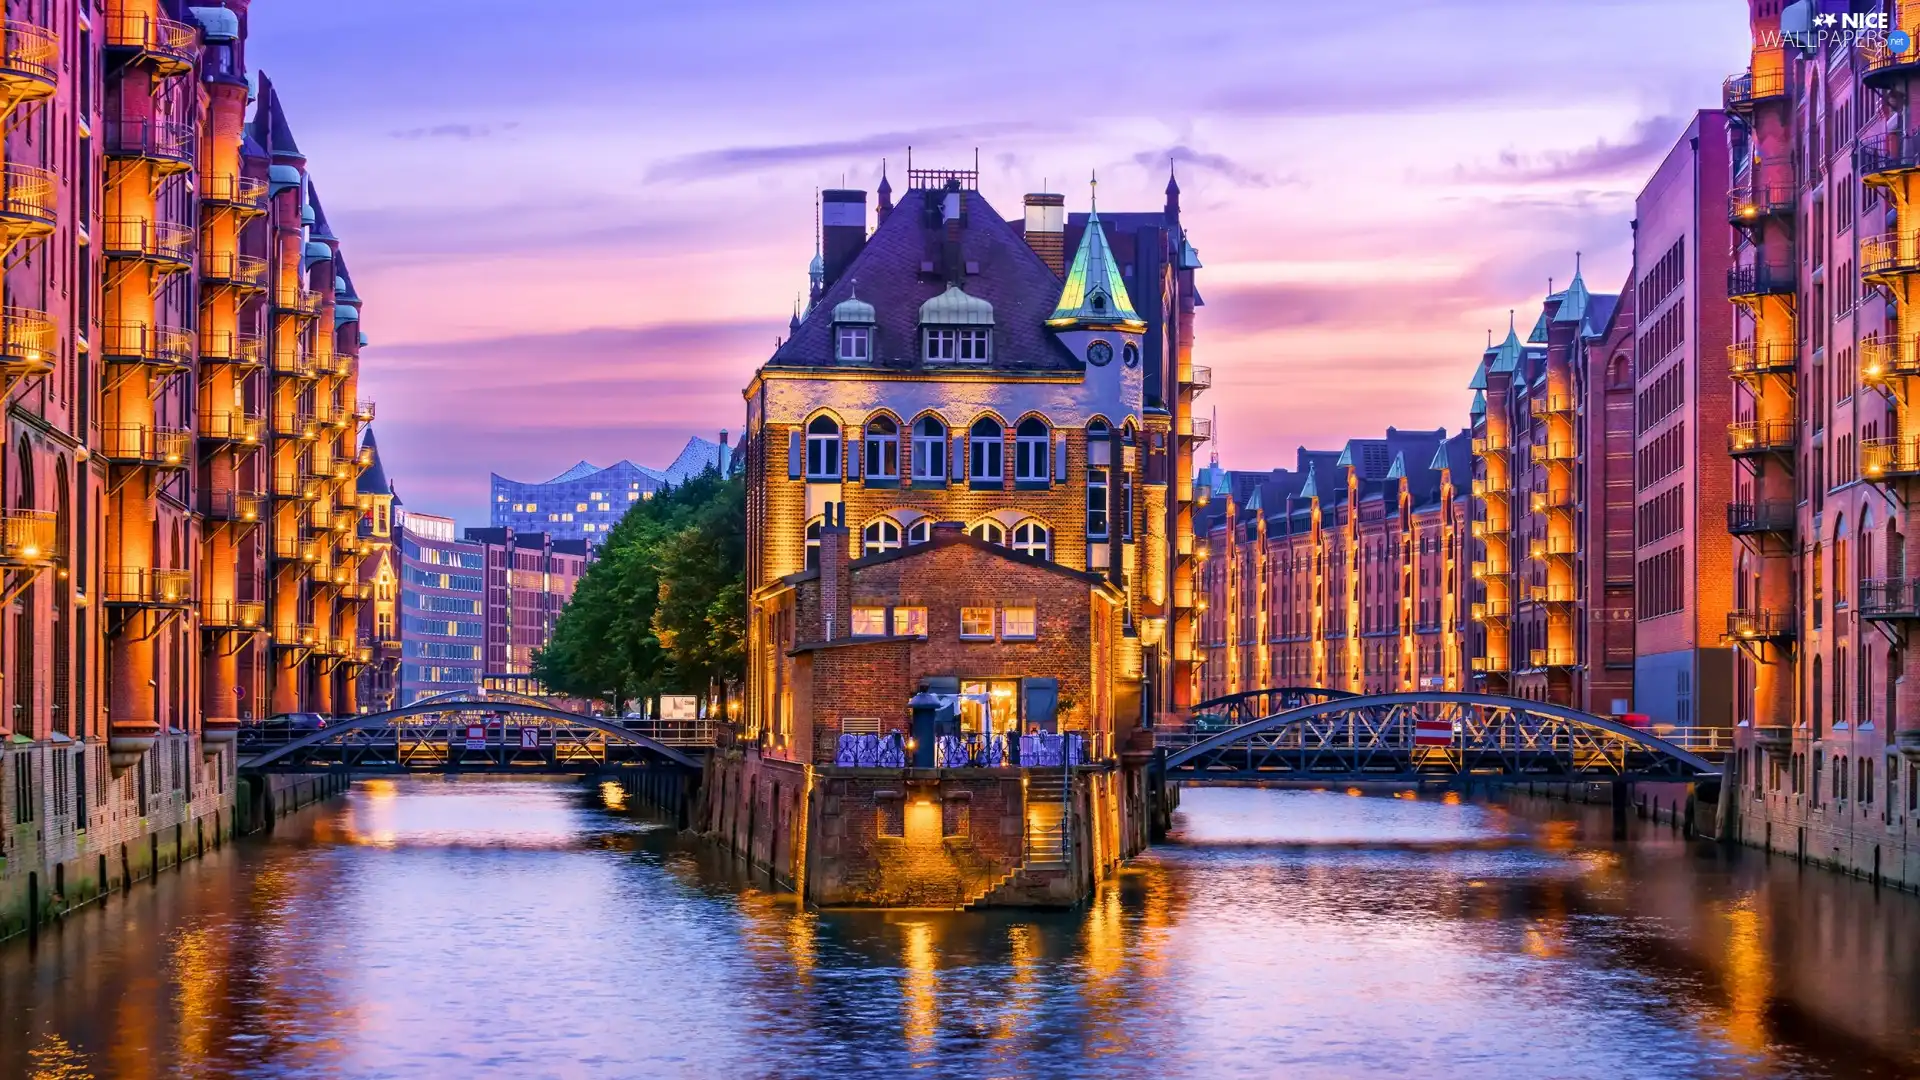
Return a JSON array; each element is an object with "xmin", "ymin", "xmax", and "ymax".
[
  {"xmin": 1509, "ymin": 309, "xmax": 1515, "ymax": 332},
  {"xmin": 1486, "ymin": 328, "xmax": 1492, "ymax": 348},
  {"xmin": 814, "ymin": 187, "xmax": 821, "ymax": 257},
  {"xmin": 1090, "ymin": 169, "xmax": 1098, "ymax": 212},
  {"xmin": 1210, "ymin": 406, "xmax": 1220, "ymax": 468}
]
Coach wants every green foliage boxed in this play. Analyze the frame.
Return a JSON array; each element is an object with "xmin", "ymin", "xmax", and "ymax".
[{"xmin": 533, "ymin": 466, "xmax": 745, "ymax": 706}]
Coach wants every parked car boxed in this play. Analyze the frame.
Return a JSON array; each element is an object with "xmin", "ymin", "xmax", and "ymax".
[{"xmin": 259, "ymin": 712, "xmax": 328, "ymax": 732}]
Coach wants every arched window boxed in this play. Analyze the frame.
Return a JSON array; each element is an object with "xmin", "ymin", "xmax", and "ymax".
[
  {"xmin": 805, "ymin": 517, "xmax": 822, "ymax": 571},
  {"xmin": 1015, "ymin": 417, "xmax": 1050, "ymax": 482},
  {"xmin": 969, "ymin": 418, "xmax": 1003, "ymax": 482},
  {"xmin": 1835, "ymin": 515, "xmax": 1850, "ymax": 609},
  {"xmin": 806, "ymin": 415, "xmax": 841, "ymax": 479},
  {"xmin": 865, "ymin": 416, "xmax": 899, "ymax": 479},
  {"xmin": 912, "ymin": 416, "xmax": 947, "ymax": 481},
  {"xmin": 969, "ymin": 521, "xmax": 1005, "ymax": 545},
  {"xmin": 862, "ymin": 518, "xmax": 901, "ymax": 556},
  {"xmin": 1812, "ymin": 655, "xmax": 1824, "ymax": 737},
  {"xmin": 1011, "ymin": 521, "xmax": 1050, "ymax": 559},
  {"xmin": 907, "ymin": 519, "xmax": 932, "ymax": 545}
]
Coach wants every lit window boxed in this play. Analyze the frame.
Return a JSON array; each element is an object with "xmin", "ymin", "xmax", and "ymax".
[
  {"xmin": 1087, "ymin": 469, "xmax": 1110, "ymax": 539},
  {"xmin": 852, "ymin": 606, "xmax": 888, "ymax": 637},
  {"xmin": 907, "ymin": 520, "xmax": 932, "ymax": 545},
  {"xmin": 969, "ymin": 418, "xmax": 1003, "ymax": 482},
  {"xmin": 576, "ymin": 503, "xmax": 588, "ymax": 512},
  {"xmin": 512, "ymin": 503, "xmax": 524, "ymax": 512},
  {"xmin": 806, "ymin": 415, "xmax": 841, "ymax": 479},
  {"xmin": 969, "ymin": 521, "xmax": 1005, "ymax": 545},
  {"xmin": 912, "ymin": 416, "xmax": 947, "ymax": 481},
  {"xmin": 548, "ymin": 513, "xmax": 558, "ymax": 522},
  {"xmin": 526, "ymin": 502, "xmax": 537, "ymax": 512},
  {"xmin": 805, "ymin": 518, "xmax": 822, "ymax": 570},
  {"xmin": 627, "ymin": 492, "xmax": 638, "ymax": 500},
  {"xmin": 1002, "ymin": 605, "xmax": 1037, "ymax": 640},
  {"xmin": 865, "ymin": 416, "xmax": 900, "ymax": 479},
  {"xmin": 582, "ymin": 523, "xmax": 595, "ymax": 532},
  {"xmin": 591, "ymin": 492, "xmax": 604, "ymax": 501},
  {"xmin": 1011, "ymin": 521, "xmax": 1050, "ymax": 559},
  {"xmin": 598, "ymin": 502, "xmax": 611, "ymax": 511},
  {"xmin": 894, "ymin": 606, "xmax": 928, "ymax": 637},
  {"xmin": 960, "ymin": 606, "xmax": 995, "ymax": 639},
  {"xmin": 562, "ymin": 513, "xmax": 574, "ymax": 522},
  {"xmin": 838, "ymin": 325, "xmax": 870, "ymax": 362},
  {"xmin": 1015, "ymin": 417, "xmax": 1050, "ymax": 482},
  {"xmin": 862, "ymin": 518, "xmax": 901, "ymax": 555}
]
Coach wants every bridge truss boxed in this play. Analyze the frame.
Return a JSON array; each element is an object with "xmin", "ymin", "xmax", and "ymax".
[{"xmin": 1164, "ymin": 692, "xmax": 1720, "ymax": 783}]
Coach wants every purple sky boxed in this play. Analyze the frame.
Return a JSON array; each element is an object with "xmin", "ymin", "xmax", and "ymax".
[{"xmin": 249, "ymin": 0, "xmax": 1749, "ymax": 525}]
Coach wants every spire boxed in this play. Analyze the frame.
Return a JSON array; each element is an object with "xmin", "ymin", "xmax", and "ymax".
[
  {"xmin": 1553, "ymin": 255, "xmax": 1591, "ymax": 324},
  {"xmin": 876, "ymin": 158, "xmax": 894, "ymax": 224},
  {"xmin": 789, "ymin": 296, "xmax": 801, "ymax": 334},
  {"xmin": 357, "ymin": 427, "xmax": 393, "ymax": 496},
  {"xmin": 1048, "ymin": 191, "xmax": 1145, "ymax": 331},
  {"xmin": 1089, "ymin": 168, "xmax": 1098, "ymax": 212},
  {"xmin": 1166, "ymin": 158, "xmax": 1180, "ymax": 197},
  {"xmin": 1300, "ymin": 463, "xmax": 1320, "ymax": 501}
]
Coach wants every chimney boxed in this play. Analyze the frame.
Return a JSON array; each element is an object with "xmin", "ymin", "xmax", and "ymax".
[
  {"xmin": 941, "ymin": 180, "xmax": 965, "ymax": 284},
  {"xmin": 718, "ymin": 428, "xmax": 729, "ymax": 449},
  {"xmin": 1023, "ymin": 193, "xmax": 1065, "ymax": 275},
  {"xmin": 819, "ymin": 502, "xmax": 852, "ymax": 641},
  {"xmin": 821, "ymin": 189, "xmax": 867, "ymax": 289}
]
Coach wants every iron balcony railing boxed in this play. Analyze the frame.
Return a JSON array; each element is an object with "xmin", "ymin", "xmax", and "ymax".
[
  {"xmin": 201, "ymin": 329, "xmax": 264, "ymax": 367},
  {"xmin": 1862, "ymin": 334, "xmax": 1920, "ymax": 387},
  {"xmin": 1858, "ymin": 129, "xmax": 1920, "ymax": 181},
  {"xmin": 270, "ymin": 471, "xmax": 319, "ymax": 500},
  {"xmin": 1529, "ymin": 441, "xmax": 1577, "ymax": 464},
  {"xmin": 1179, "ymin": 415, "xmax": 1213, "ymax": 441},
  {"xmin": 1863, "ymin": 437, "xmax": 1920, "ymax": 481},
  {"xmin": 1862, "ymin": 231, "xmax": 1920, "ymax": 281},
  {"xmin": 1186, "ymin": 365, "xmax": 1212, "ymax": 391},
  {"xmin": 272, "ymin": 408, "xmax": 317, "ymax": 438},
  {"xmin": 1470, "ymin": 598, "xmax": 1512, "ymax": 621},
  {"xmin": 1865, "ymin": 18, "xmax": 1920, "ymax": 84},
  {"xmin": 1727, "ymin": 166, "xmax": 1795, "ymax": 225},
  {"xmin": 101, "ymin": 322, "xmax": 193, "ymax": 369},
  {"xmin": 273, "ymin": 623, "xmax": 320, "ymax": 649},
  {"xmin": 1530, "ymin": 488, "xmax": 1573, "ymax": 512},
  {"xmin": 0, "ymin": 18, "xmax": 60, "ymax": 90},
  {"xmin": 201, "ymin": 488, "xmax": 264, "ymax": 523},
  {"xmin": 200, "ymin": 173, "xmax": 269, "ymax": 211},
  {"xmin": 100, "ymin": 424, "xmax": 190, "ymax": 468},
  {"xmin": 1726, "ymin": 501, "xmax": 1795, "ymax": 535},
  {"xmin": 1529, "ymin": 535, "xmax": 1576, "ymax": 559},
  {"xmin": 1528, "ymin": 394, "xmax": 1575, "ymax": 418},
  {"xmin": 1727, "ymin": 262, "xmax": 1796, "ymax": 298},
  {"xmin": 1471, "ymin": 655, "xmax": 1510, "ymax": 674},
  {"xmin": 272, "ymin": 344, "xmax": 314, "ymax": 376},
  {"xmin": 1727, "ymin": 341, "xmax": 1797, "ymax": 379},
  {"xmin": 1531, "ymin": 583, "xmax": 1577, "ymax": 604},
  {"xmin": 200, "ymin": 598, "xmax": 265, "ymax": 630},
  {"xmin": 274, "ymin": 286, "xmax": 321, "ymax": 316},
  {"xmin": 102, "ymin": 118, "xmax": 195, "ymax": 171},
  {"xmin": 201, "ymin": 250, "xmax": 267, "ymax": 289},
  {"xmin": 200, "ymin": 409, "xmax": 264, "ymax": 446},
  {"xmin": 103, "ymin": 567, "xmax": 193, "ymax": 607},
  {"xmin": 0, "ymin": 509, "xmax": 56, "ymax": 565},
  {"xmin": 1727, "ymin": 419, "xmax": 1796, "ymax": 458},
  {"xmin": 1471, "ymin": 435, "xmax": 1509, "ymax": 455},
  {"xmin": 1722, "ymin": 63, "xmax": 1786, "ymax": 111},
  {"xmin": 273, "ymin": 533, "xmax": 318, "ymax": 563},
  {"xmin": 1530, "ymin": 648, "xmax": 1579, "ymax": 668},
  {"xmin": 1727, "ymin": 610, "xmax": 1796, "ymax": 641},
  {"xmin": 0, "ymin": 306, "xmax": 54, "ymax": 375},
  {"xmin": 101, "ymin": 216, "xmax": 193, "ymax": 266},
  {"xmin": 102, "ymin": 12, "xmax": 197, "ymax": 73},
  {"xmin": 1860, "ymin": 577, "xmax": 1920, "ymax": 621},
  {"xmin": 0, "ymin": 163, "xmax": 55, "ymax": 231},
  {"xmin": 354, "ymin": 400, "xmax": 376, "ymax": 424}
]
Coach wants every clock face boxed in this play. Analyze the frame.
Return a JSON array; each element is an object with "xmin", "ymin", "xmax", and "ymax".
[{"xmin": 1087, "ymin": 340, "xmax": 1114, "ymax": 367}]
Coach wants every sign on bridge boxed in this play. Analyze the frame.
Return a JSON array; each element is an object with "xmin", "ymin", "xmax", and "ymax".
[{"xmin": 464, "ymin": 725, "xmax": 486, "ymax": 750}]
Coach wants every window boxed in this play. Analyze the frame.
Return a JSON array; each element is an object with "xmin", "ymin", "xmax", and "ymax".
[
  {"xmin": 894, "ymin": 606, "xmax": 928, "ymax": 637},
  {"xmin": 865, "ymin": 417, "xmax": 899, "ymax": 479},
  {"xmin": 1087, "ymin": 468, "xmax": 1110, "ymax": 539},
  {"xmin": 907, "ymin": 519, "xmax": 932, "ymax": 545},
  {"xmin": 970, "ymin": 521, "xmax": 1005, "ymax": 545},
  {"xmin": 837, "ymin": 325, "xmax": 870, "ymax": 362},
  {"xmin": 805, "ymin": 518, "xmax": 822, "ymax": 571},
  {"xmin": 959, "ymin": 328, "xmax": 988, "ymax": 361},
  {"xmin": 1001, "ymin": 604, "xmax": 1037, "ymax": 640},
  {"xmin": 970, "ymin": 418, "xmax": 1003, "ymax": 482},
  {"xmin": 862, "ymin": 518, "xmax": 901, "ymax": 555},
  {"xmin": 806, "ymin": 415, "xmax": 841, "ymax": 479},
  {"xmin": 912, "ymin": 416, "xmax": 947, "ymax": 481},
  {"xmin": 1015, "ymin": 417, "xmax": 1050, "ymax": 482},
  {"xmin": 852, "ymin": 606, "xmax": 887, "ymax": 637},
  {"xmin": 1011, "ymin": 521, "xmax": 1050, "ymax": 559},
  {"xmin": 1121, "ymin": 474, "xmax": 1134, "ymax": 540},
  {"xmin": 925, "ymin": 327, "xmax": 956, "ymax": 361},
  {"xmin": 1123, "ymin": 342, "xmax": 1139, "ymax": 368},
  {"xmin": 960, "ymin": 606, "xmax": 995, "ymax": 639},
  {"xmin": 927, "ymin": 326, "xmax": 989, "ymax": 362},
  {"xmin": 576, "ymin": 502, "xmax": 588, "ymax": 512}
]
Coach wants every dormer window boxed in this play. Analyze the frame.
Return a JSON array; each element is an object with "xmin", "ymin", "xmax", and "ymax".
[
  {"xmin": 831, "ymin": 292, "xmax": 876, "ymax": 363},
  {"xmin": 918, "ymin": 284, "xmax": 994, "ymax": 363},
  {"xmin": 925, "ymin": 327, "xmax": 989, "ymax": 362},
  {"xmin": 837, "ymin": 325, "xmax": 870, "ymax": 361}
]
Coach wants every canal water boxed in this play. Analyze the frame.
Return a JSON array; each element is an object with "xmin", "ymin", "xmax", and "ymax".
[{"xmin": 2, "ymin": 778, "xmax": 1917, "ymax": 1079}]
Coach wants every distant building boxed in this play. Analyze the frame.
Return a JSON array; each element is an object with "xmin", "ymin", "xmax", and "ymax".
[
  {"xmin": 489, "ymin": 433, "xmax": 735, "ymax": 544},
  {"xmin": 395, "ymin": 513, "xmax": 488, "ymax": 704},
  {"xmin": 356, "ymin": 430, "xmax": 404, "ymax": 710},
  {"xmin": 462, "ymin": 528, "xmax": 591, "ymax": 676}
]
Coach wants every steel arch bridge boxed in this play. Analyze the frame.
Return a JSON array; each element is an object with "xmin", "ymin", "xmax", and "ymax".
[
  {"xmin": 1164, "ymin": 692, "xmax": 1721, "ymax": 784},
  {"xmin": 1189, "ymin": 686, "xmax": 1358, "ymax": 728},
  {"xmin": 238, "ymin": 697, "xmax": 703, "ymax": 774}
]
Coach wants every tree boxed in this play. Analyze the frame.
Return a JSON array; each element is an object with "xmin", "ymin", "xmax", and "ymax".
[{"xmin": 652, "ymin": 472, "xmax": 747, "ymax": 711}]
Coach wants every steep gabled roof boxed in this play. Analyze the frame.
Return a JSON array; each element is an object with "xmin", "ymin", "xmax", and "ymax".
[
  {"xmin": 357, "ymin": 428, "xmax": 392, "ymax": 496},
  {"xmin": 248, "ymin": 73, "xmax": 303, "ymax": 160}
]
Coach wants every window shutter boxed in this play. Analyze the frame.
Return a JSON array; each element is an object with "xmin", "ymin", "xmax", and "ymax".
[
  {"xmin": 954, "ymin": 433, "xmax": 965, "ymax": 479},
  {"xmin": 850, "ymin": 436, "xmax": 862, "ymax": 479},
  {"xmin": 1021, "ymin": 677, "xmax": 1060, "ymax": 733},
  {"xmin": 788, "ymin": 431, "xmax": 801, "ymax": 478},
  {"xmin": 1055, "ymin": 433, "xmax": 1067, "ymax": 481}
]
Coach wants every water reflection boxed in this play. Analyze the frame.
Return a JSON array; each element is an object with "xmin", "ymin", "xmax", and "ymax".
[{"xmin": 0, "ymin": 779, "xmax": 1916, "ymax": 1078}]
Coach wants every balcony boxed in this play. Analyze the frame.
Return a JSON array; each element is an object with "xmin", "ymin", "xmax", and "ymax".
[
  {"xmin": 1727, "ymin": 168, "xmax": 1795, "ymax": 226},
  {"xmin": 1727, "ymin": 419, "xmax": 1795, "ymax": 458},
  {"xmin": 1722, "ymin": 65, "xmax": 1786, "ymax": 114},
  {"xmin": 201, "ymin": 599, "xmax": 265, "ymax": 631},
  {"xmin": 1178, "ymin": 415, "xmax": 1212, "ymax": 441},
  {"xmin": 310, "ymin": 347, "xmax": 344, "ymax": 377},
  {"xmin": 354, "ymin": 400, "xmax": 377, "ymax": 425},
  {"xmin": 200, "ymin": 409, "xmax": 264, "ymax": 447},
  {"xmin": 1530, "ymin": 648, "xmax": 1579, "ymax": 669},
  {"xmin": 271, "ymin": 471, "xmax": 320, "ymax": 501},
  {"xmin": 273, "ymin": 287, "xmax": 321, "ymax": 317},
  {"xmin": 1860, "ymin": 577, "xmax": 1920, "ymax": 622},
  {"xmin": 0, "ymin": 18, "xmax": 59, "ymax": 106},
  {"xmin": 1185, "ymin": 365, "xmax": 1212, "ymax": 392},
  {"xmin": 100, "ymin": 424, "xmax": 189, "ymax": 469},
  {"xmin": 200, "ymin": 329, "xmax": 264, "ymax": 367},
  {"xmin": 103, "ymin": 13, "xmax": 197, "ymax": 76},
  {"xmin": 313, "ymin": 400, "xmax": 343, "ymax": 429},
  {"xmin": 1530, "ymin": 488, "xmax": 1573, "ymax": 513},
  {"xmin": 1471, "ymin": 435, "xmax": 1509, "ymax": 455},
  {"xmin": 1727, "ymin": 341, "xmax": 1797, "ymax": 380},
  {"xmin": 1529, "ymin": 394, "xmax": 1575, "ymax": 418},
  {"xmin": 101, "ymin": 322, "xmax": 193, "ymax": 372},
  {"xmin": 1864, "ymin": 31, "xmax": 1920, "ymax": 87},
  {"xmin": 102, "ymin": 216, "xmax": 194, "ymax": 270},
  {"xmin": 1863, "ymin": 232, "xmax": 1920, "ymax": 283},
  {"xmin": 0, "ymin": 509, "xmax": 56, "ymax": 566},
  {"xmin": 103, "ymin": 119, "xmax": 195, "ymax": 175},
  {"xmin": 1471, "ymin": 560, "xmax": 1511, "ymax": 581},
  {"xmin": 200, "ymin": 174, "xmax": 269, "ymax": 214},
  {"xmin": 103, "ymin": 567, "xmax": 193, "ymax": 608},
  {"xmin": 1727, "ymin": 262, "xmax": 1795, "ymax": 299},
  {"xmin": 201, "ymin": 488, "xmax": 264, "ymax": 523},
  {"xmin": 201, "ymin": 251, "xmax": 267, "ymax": 291},
  {"xmin": 1531, "ymin": 583, "xmax": 1576, "ymax": 605},
  {"xmin": 0, "ymin": 163, "xmax": 55, "ymax": 239},
  {"xmin": 1528, "ymin": 441, "xmax": 1576, "ymax": 465},
  {"xmin": 273, "ymin": 624, "xmax": 320, "ymax": 650},
  {"xmin": 1470, "ymin": 598, "xmax": 1511, "ymax": 622},
  {"xmin": 1858, "ymin": 130, "xmax": 1920, "ymax": 184},
  {"xmin": 272, "ymin": 409, "xmax": 317, "ymax": 440},
  {"xmin": 0, "ymin": 306, "xmax": 53, "ymax": 378},
  {"xmin": 1727, "ymin": 610, "xmax": 1795, "ymax": 643},
  {"xmin": 1862, "ymin": 334, "xmax": 1920, "ymax": 389},
  {"xmin": 271, "ymin": 344, "xmax": 314, "ymax": 377},
  {"xmin": 1726, "ymin": 501, "xmax": 1795, "ymax": 536},
  {"xmin": 326, "ymin": 564, "xmax": 356, "ymax": 589},
  {"xmin": 1863, "ymin": 437, "xmax": 1920, "ymax": 481},
  {"xmin": 1471, "ymin": 655, "xmax": 1510, "ymax": 674},
  {"xmin": 1529, "ymin": 535, "xmax": 1576, "ymax": 560},
  {"xmin": 273, "ymin": 533, "xmax": 319, "ymax": 563}
]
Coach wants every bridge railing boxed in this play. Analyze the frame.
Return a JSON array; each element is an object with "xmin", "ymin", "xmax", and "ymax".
[{"xmin": 617, "ymin": 716, "xmax": 718, "ymax": 747}]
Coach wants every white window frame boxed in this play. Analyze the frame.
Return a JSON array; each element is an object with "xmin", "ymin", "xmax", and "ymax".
[
  {"xmin": 862, "ymin": 518, "xmax": 902, "ymax": 556},
  {"xmin": 805, "ymin": 518, "xmax": 822, "ymax": 570},
  {"xmin": 912, "ymin": 418, "xmax": 947, "ymax": 481},
  {"xmin": 805, "ymin": 417, "xmax": 841, "ymax": 479},
  {"xmin": 837, "ymin": 325, "xmax": 870, "ymax": 362},
  {"xmin": 1087, "ymin": 469, "xmax": 1110, "ymax": 539},
  {"xmin": 1001, "ymin": 604, "xmax": 1037, "ymax": 640},
  {"xmin": 924, "ymin": 327, "xmax": 956, "ymax": 361},
  {"xmin": 960, "ymin": 606, "xmax": 996, "ymax": 640},
  {"xmin": 969, "ymin": 521, "xmax": 1006, "ymax": 545},
  {"xmin": 1015, "ymin": 419, "xmax": 1050, "ymax": 482},
  {"xmin": 970, "ymin": 421, "xmax": 1003, "ymax": 482},
  {"xmin": 958, "ymin": 328, "xmax": 989, "ymax": 362},
  {"xmin": 907, "ymin": 520, "xmax": 932, "ymax": 545},
  {"xmin": 1011, "ymin": 521, "xmax": 1050, "ymax": 559},
  {"xmin": 865, "ymin": 419, "xmax": 899, "ymax": 479}
]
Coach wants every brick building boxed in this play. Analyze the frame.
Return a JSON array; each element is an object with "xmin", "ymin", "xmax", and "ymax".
[
  {"xmin": 355, "ymin": 428, "xmax": 400, "ymax": 709},
  {"xmin": 464, "ymin": 526, "xmax": 589, "ymax": 677}
]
